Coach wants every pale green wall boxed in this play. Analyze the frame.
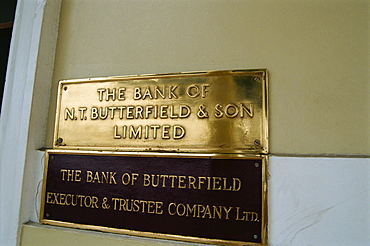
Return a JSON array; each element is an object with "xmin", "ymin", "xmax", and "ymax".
[
  {"xmin": 20, "ymin": 223, "xmax": 202, "ymax": 246},
  {"xmin": 46, "ymin": 0, "xmax": 369, "ymax": 155}
]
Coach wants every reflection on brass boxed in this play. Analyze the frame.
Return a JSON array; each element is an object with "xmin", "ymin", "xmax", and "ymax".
[
  {"xmin": 40, "ymin": 150, "xmax": 268, "ymax": 246},
  {"xmin": 53, "ymin": 69, "xmax": 268, "ymax": 153}
]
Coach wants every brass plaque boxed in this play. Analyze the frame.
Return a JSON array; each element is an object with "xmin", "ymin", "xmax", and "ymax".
[
  {"xmin": 54, "ymin": 69, "xmax": 268, "ymax": 153},
  {"xmin": 41, "ymin": 150, "xmax": 267, "ymax": 245}
]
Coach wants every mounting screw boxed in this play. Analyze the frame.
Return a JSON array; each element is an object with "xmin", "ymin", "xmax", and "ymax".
[
  {"xmin": 56, "ymin": 138, "xmax": 65, "ymax": 146},
  {"xmin": 253, "ymin": 77, "xmax": 260, "ymax": 82},
  {"xmin": 254, "ymin": 235, "xmax": 258, "ymax": 239},
  {"xmin": 46, "ymin": 213, "xmax": 49, "ymax": 217},
  {"xmin": 254, "ymin": 139, "xmax": 260, "ymax": 146},
  {"xmin": 63, "ymin": 86, "xmax": 68, "ymax": 91},
  {"xmin": 255, "ymin": 163, "xmax": 259, "ymax": 167}
]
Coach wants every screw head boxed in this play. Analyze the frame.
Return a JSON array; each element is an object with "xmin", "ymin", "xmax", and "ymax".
[
  {"xmin": 254, "ymin": 235, "xmax": 258, "ymax": 239},
  {"xmin": 253, "ymin": 77, "xmax": 260, "ymax": 82},
  {"xmin": 57, "ymin": 138, "xmax": 63, "ymax": 144},
  {"xmin": 255, "ymin": 163, "xmax": 259, "ymax": 167},
  {"xmin": 254, "ymin": 139, "xmax": 260, "ymax": 146}
]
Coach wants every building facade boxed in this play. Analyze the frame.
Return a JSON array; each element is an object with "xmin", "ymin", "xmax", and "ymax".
[{"xmin": 0, "ymin": 0, "xmax": 369, "ymax": 245}]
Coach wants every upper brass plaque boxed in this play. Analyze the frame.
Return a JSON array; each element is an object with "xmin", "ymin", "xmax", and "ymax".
[{"xmin": 54, "ymin": 69, "xmax": 268, "ymax": 153}]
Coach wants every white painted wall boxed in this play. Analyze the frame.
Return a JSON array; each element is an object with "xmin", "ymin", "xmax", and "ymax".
[
  {"xmin": 268, "ymin": 157, "xmax": 369, "ymax": 245},
  {"xmin": 0, "ymin": 0, "xmax": 61, "ymax": 245}
]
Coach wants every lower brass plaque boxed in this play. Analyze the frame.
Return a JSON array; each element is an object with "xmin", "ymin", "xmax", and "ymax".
[{"xmin": 41, "ymin": 151, "xmax": 267, "ymax": 245}]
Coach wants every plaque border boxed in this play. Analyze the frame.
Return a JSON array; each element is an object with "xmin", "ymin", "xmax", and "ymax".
[
  {"xmin": 53, "ymin": 69, "xmax": 268, "ymax": 154},
  {"xmin": 40, "ymin": 150, "xmax": 268, "ymax": 246}
]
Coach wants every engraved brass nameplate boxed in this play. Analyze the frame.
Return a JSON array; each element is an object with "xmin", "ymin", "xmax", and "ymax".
[
  {"xmin": 54, "ymin": 70, "xmax": 268, "ymax": 153},
  {"xmin": 40, "ymin": 150, "xmax": 267, "ymax": 245}
]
